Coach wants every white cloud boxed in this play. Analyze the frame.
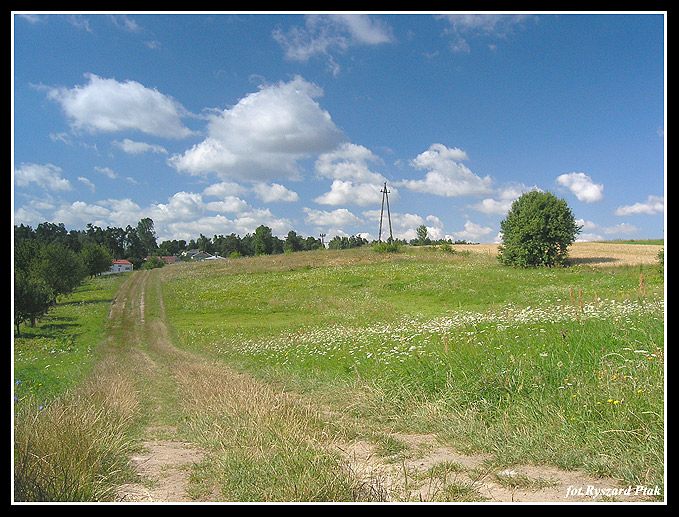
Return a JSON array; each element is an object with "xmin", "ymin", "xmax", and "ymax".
[
  {"xmin": 94, "ymin": 166, "xmax": 117, "ymax": 179},
  {"xmin": 315, "ymin": 180, "xmax": 388, "ymax": 206},
  {"xmin": 470, "ymin": 184, "xmax": 541, "ymax": 215},
  {"xmin": 273, "ymin": 14, "xmax": 394, "ymax": 65},
  {"xmin": 162, "ymin": 208, "xmax": 292, "ymax": 242},
  {"xmin": 362, "ymin": 210, "xmax": 444, "ymax": 241},
  {"xmin": 398, "ymin": 144, "xmax": 493, "ymax": 197},
  {"xmin": 147, "ymin": 191, "xmax": 204, "ymax": 223},
  {"xmin": 46, "ymin": 73, "xmax": 194, "ymax": 139},
  {"xmin": 205, "ymin": 196, "xmax": 249, "ymax": 214},
  {"xmin": 253, "ymin": 183, "xmax": 299, "ymax": 203},
  {"xmin": 614, "ymin": 195, "xmax": 664, "ymax": 216},
  {"xmin": 437, "ymin": 14, "xmax": 536, "ymax": 53},
  {"xmin": 202, "ymin": 181, "xmax": 249, "ymax": 199},
  {"xmin": 575, "ymin": 218, "xmax": 641, "ymax": 241},
  {"xmin": 450, "ymin": 220, "xmax": 494, "ymax": 243},
  {"xmin": 51, "ymin": 201, "xmax": 112, "ymax": 228},
  {"xmin": 470, "ymin": 198, "xmax": 514, "ymax": 215},
  {"xmin": 14, "ymin": 163, "xmax": 72, "ymax": 192},
  {"xmin": 555, "ymin": 172, "xmax": 604, "ymax": 203},
  {"xmin": 303, "ymin": 207, "xmax": 364, "ymax": 229},
  {"xmin": 114, "ymin": 138, "xmax": 168, "ymax": 155},
  {"xmin": 313, "ymin": 143, "xmax": 396, "ymax": 206},
  {"xmin": 77, "ymin": 176, "xmax": 96, "ymax": 192},
  {"xmin": 24, "ymin": 190, "xmax": 295, "ymax": 242},
  {"xmin": 168, "ymin": 76, "xmax": 345, "ymax": 181},
  {"xmin": 315, "ymin": 143, "xmax": 385, "ymax": 183}
]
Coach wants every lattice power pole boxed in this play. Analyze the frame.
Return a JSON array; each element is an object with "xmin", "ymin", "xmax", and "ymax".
[{"xmin": 378, "ymin": 182, "xmax": 393, "ymax": 243}]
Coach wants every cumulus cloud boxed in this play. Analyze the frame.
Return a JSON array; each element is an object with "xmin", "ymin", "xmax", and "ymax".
[
  {"xmin": 252, "ymin": 183, "xmax": 299, "ymax": 203},
  {"xmin": 303, "ymin": 207, "xmax": 364, "ymax": 229},
  {"xmin": 17, "ymin": 188, "xmax": 295, "ymax": 242},
  {"xmin": 555, "ymin": 172, "xmax": 604, "ymax": 203},
  {"xmin": 202, "ymin": 181, "xmax": 249, "ymax": 199},
  {"xmin": 614, "ymin": 195, "xmax": 664, "ymax": 216},
  {"xmin": 14, "ymin": 162, "xmax": 72, "ymax": 192},
  {"xmin": 168, "ymin": 76, "xmax": 345, "ymax": 181},
  {"xmin": 450, "ymin": 220, "xmax": 494, "ymax": 242},
  {"xmin": 51, "ymin": 200, "xmax": 113, "ymax": 228},
  {"xmin": 574, "ymin": 218, "xmax": 641, "ymax": 241},
  {"xmin": 361, "ymin": 210, "xmax": 444, "ymax": 241},
  {"xmin": 315, "ymin": 180, "xmax": 386, "ymax": 207},
  {"xmin": 470, "ymin": 184, "xmax": 541, "ymax": 215},
  {"xmin": 313, "ymin": 143, "xmax": 396, "ymax": 206},
  {"xmin": 398, "ymin": 144, "xmax": 493, "ymax": 197},
  {"xmin": 46, "ymin": 73, "xmax": 194, "ymax": 139}
]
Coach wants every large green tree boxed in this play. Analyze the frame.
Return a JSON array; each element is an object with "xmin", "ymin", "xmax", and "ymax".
[
  {"xmin": 80, "ymin": 242, "xmax": 113, "ymax": 278},
  {"xmin": 253, "ymin": 225, "xmax": 274, "ymax": 255},
  {"xmin": 498, "ymin": 190, "xmax": 581, "ymax": 268}
]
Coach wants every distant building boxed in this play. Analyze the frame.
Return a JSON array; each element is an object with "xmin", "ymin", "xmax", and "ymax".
[
  {"xmin": 105, "ymin": 259, "xmax": 133, "ymax": 274},
  {"xmin": 182, "ymin": 249, "xmax": 223, "ymax": 261}
]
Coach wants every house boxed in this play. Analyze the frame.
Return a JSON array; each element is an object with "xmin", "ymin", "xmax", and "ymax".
[
  {"xmin": 182, "ymin": 249, "xmax": 223, "ymax": 261},
  {"xmin": 105, "ymin": 259, "xmax": 133, "ymax": 274}
]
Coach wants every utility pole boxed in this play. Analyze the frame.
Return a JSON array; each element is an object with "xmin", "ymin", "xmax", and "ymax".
[{"xmin": 378, "ymin": 182, "xmax": 393, "ymax": 243}]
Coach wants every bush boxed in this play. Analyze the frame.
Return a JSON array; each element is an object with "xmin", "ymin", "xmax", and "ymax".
[
  {"xmin": 141, "ymin": 256, "xmax": 166, "ymax": 270},
  {"xmin": 372, "ymin": 241, "xmax": 400, "ymax": 253},
  {"xmin": 498, "ymin": 191, "xmax": 581, "ymax": 268}
]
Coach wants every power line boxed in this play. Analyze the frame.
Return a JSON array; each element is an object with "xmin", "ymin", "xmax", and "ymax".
[{"xmin": 378, "ymin": 182, "xmax": 393, "ymax": 243}]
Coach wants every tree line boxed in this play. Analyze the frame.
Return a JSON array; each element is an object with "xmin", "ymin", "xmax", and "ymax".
[
  {"xmin": 13, "ymin": 218, "xmax": 161, "ymax": 335},
  {"xmin": 13, "ymin": 214, "xmax": 489, "ymax": 335},
  {"xmin": 12, "ymin": 218, "xmax": 364, "ymax": 334}
]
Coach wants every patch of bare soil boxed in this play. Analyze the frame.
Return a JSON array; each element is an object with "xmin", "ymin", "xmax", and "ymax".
[
  {"xmin": 340, "ymin": 434, "xmax": 658, "ymax": 502},
  {"xmin": 115, "ymin": 440, "xmax": 208, "ymax": 502}
]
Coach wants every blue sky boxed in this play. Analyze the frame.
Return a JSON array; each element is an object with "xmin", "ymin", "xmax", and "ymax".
[{"xmin": 12, "ymin": 12, "xmax": 666, "ymax": 244}]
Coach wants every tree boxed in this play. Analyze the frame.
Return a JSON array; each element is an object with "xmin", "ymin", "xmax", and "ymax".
[
  {"xmin": 416, "ymin": 225, "xmax": 430, "ymax": 246},
  {"xmin": 253, "ymin": 225, "xmax": 274, "ymax": 255},
  {"xmin": 80, "ymin": 242, "xmax": 112, "ymax": 277},
  {"xmin": 498, "ymin": 190, "xmax": 581, "ymax": 267},
  {"xmin": 136, "ymin": 217, "xmax": 158, "ymax": 255},
  {"xmin": 34, "ymin": 242, "xmax": 86, "ymax": 297},
  {"xmin": 141, "ymin": 256, "xmax": 166, "ymax": 270},
  {"xmin": 14, "ymin": 239, "xmax": 54, "ymax": 334},
  {"xmin": 284, "ymin": 230, "xmax": 303, "ymax": 253},
  {"xmin": 124, "ymin": 226, "xmax": 146, "ymax": 268},
  {"xmin": 14, "ymin": 273, "xmax": 54, "ymax": 334}
]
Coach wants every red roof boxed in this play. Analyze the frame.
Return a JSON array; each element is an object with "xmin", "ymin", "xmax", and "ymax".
[{"xmin": 112, "ymin": 259, "xmax": 132, "ymax": 265}]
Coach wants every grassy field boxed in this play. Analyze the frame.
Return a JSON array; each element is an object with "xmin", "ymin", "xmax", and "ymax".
[
  {"xmin": 13, "ymin": 242, "xmax": 665, "ymax": 501},
  {"xmin": 159, "ymin": 244, "xmax": 664, "ymax": 490}
]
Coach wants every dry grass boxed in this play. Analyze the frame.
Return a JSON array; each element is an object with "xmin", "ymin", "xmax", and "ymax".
[
  {"xmin": 451, "ymin": 241, "xmax": 663, "ymax": 267},
  {"xmin": 13, "ymin": 354, "xmax": 141, "ymax": 501}
]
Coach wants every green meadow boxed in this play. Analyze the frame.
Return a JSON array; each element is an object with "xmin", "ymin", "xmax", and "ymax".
[
  {"xmin": 160, "ymin": 246, "xmax": 664, "ymax": 487},
  {"xmin": 13, "ymin": 244, "xmax": 664, "ymax": 501}
]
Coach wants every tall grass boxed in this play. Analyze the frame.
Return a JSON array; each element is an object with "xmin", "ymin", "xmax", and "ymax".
[
  {"xmin": 172, "ymin": 355, "xmax": 379, "ymax": 501},
  {"xmin": 13, "ymin": 360, "xmax": 141, "ymax": 501},
  {"xmin": 13, "ymin": 273, "xmax": 142, "ymax": 502}
]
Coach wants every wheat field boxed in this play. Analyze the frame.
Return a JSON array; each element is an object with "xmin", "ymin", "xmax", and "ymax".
[{"xmin": 451, "ymin": 241, "xmax": 663, "ymax": 267}]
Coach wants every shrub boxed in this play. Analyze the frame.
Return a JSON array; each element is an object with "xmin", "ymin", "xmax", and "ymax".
[
  {"xmin": 372, "ymin": 241, "xmax": 400, "ymax": 253},
  {"xmin": 498, "ymin": 191, "xmax": 581, "ymax": 268}
]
